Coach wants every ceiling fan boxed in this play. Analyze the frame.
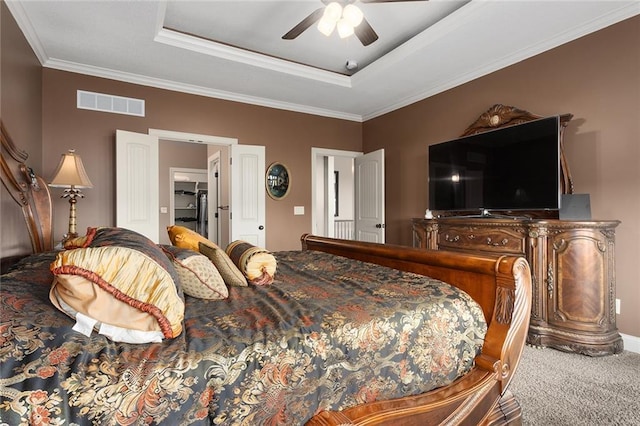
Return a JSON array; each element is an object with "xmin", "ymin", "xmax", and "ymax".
[{"xmin": 282, "ymin": 0, "xmax": 429, "ymax": 47}]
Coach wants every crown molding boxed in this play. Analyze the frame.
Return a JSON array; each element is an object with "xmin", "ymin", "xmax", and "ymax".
[
  {"xmin": 154, "ymin": 28, "xmax": 353, "ymax": 88},
  {"xmin": 42, "ymin": 58, "xmax": 363, "ymax": 122}
]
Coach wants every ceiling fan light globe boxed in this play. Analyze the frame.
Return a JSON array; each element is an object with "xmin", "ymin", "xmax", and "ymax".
[
  {"xmin": 337, "ymin": 19, "xmax": 354, "ymax": 39},
  {"xmin": 343, "ymin": 4, "xmax": 363, "ymax": 27},
  {"xmin": 317, "ymin": 17, "xmax": 336, "ymax": 36},
  {"xmin": 324, "ymin": 2, "xmax": 343, "ymax": 22}
]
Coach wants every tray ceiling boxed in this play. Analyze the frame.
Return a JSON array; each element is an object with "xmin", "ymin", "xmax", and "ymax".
[{"xmin": 7, "ymin": 1, "xmax": 639, "ymax": 121}]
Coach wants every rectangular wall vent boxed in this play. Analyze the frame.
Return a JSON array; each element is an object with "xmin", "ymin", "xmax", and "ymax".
[{"xmin": 77, "ymin": 90, "xmax": 145, "ymax": 117}]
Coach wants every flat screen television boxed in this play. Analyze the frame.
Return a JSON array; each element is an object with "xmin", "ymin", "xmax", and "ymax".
[{"xmin": 428, "ymin": 116, "xmax": 561, "ymax": 215}]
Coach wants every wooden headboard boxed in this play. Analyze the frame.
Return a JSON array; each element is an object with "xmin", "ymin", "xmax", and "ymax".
[{"xmin": 0, "ymin": 120, "xmax": 54, "ymax": 265}]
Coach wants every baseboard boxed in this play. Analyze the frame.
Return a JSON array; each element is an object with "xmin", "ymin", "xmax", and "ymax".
[{"xmin": 621, "ymin": 333, "xmax": 640, "ymax": 354}]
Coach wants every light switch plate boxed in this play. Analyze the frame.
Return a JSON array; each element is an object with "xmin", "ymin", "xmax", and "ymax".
[{"xmin": 294, "ymin": 206, "xmax": 304, "ymax": 215}]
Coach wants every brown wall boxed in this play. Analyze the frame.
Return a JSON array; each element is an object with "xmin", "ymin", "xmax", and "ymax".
[
  {"xmin": 364, "ymin": 16, "xmax": 640, "ymax": 337},
  {"xmin": 41, "ymin": 69, "xmax": 362, "ymax": 251},
  {"xmin": 0, "ymin": 1, "xmax": 43, "ymax": 257}
]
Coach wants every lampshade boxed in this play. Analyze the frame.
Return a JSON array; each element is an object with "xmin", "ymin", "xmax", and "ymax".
[
  {"xmin": 49, "ymin": 149, "xmax": 93, "ymax": 188},
  {"xmin": 323, "ymin": 2, "xmax": 342, "ymax": 22},
  {"xmin": 337, "ymin": 18, "xmax": 354, "ymax": 39},
  {"xmin": 317, "ymin": 17, "xmax": 337, "ymax": 36},
  {"xmin": 343, "ymin": 4, "xmax": 363, "ymax": 27}
]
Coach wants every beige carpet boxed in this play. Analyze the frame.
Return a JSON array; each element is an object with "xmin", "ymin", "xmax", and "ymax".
[{"xmin": 509, "ymin": 345, "xmax": 640, "ymax": 426}]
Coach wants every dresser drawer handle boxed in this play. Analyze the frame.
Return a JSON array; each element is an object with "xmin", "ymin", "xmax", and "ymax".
[
  {"xmin": 444, "ymin": 234, "xmax": 460, "ymax": 243},
  {"xmin": 487, "ymin": 237, "xmax": 508, "ymax": 246}
]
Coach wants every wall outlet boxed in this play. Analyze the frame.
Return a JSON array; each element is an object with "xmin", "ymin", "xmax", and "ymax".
[
  {"xmin": 160, "ymin": 206, "xmax": 168, "ymax": 214},
  {"xmin": 616, "ymin": 298, "xmax": 620, "ymax": 315},
  {"xmin": 294, "ymin": 206, "xmax": 305, "ymax": 216}
]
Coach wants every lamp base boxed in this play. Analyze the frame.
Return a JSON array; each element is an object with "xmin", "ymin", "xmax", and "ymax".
[
  {"xmin": 61, "ymin": 187, "xmax": 84, "ymax": 243},
  {"xmin": 61, "ymin": 232, "xmax": 79, "ymax": 245}
]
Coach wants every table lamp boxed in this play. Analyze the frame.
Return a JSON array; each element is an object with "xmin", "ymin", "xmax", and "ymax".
[{"xmin": 49, "ymin": 149, "xmax": 93, "ymax": 241}]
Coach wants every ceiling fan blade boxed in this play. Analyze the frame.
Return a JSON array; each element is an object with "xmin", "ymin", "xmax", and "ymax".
[
  {"xmin": 282, "ymin": 7, "xmax": 325, "ymax": 40},
  {"xmin": 355, "ymin": 17, "xmax": 379, "ymax": 46}
]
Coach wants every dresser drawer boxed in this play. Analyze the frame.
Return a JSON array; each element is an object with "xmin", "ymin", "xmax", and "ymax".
[{"xmin": 436, "ymin": 225, "xmax": 526, "ymax": 255}]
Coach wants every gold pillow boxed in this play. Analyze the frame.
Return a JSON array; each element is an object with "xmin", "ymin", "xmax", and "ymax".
[
  {"xmin": 50, "ymin": 227, "xmax": 184, "ymax": 342},
  {"xmin": 198, "ymin": 242, "xmax": 247, "ymax": 287},
  {"xmin": 226, "ymin": 240, "xmax": 277, "ymax": 286},
  {"xmin": 167, "ymin": 225, "xmax": 211, "ymax": 253}
]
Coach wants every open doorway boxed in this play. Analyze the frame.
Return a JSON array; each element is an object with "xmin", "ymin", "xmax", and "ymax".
[
  {"xmin": 311, "ymin": 147, "xmax": 386, "ymax": 243},
  {"xmin": 143, "ymin": 129, "xmax": 236, "ymax": 246},
  {"xmin": 157, "ymin": 139, "xmax": 229, "ymax": 246},
  {"xmin": 117, "ymin": 129, "xmax": 265, "ymax": 247},
  {"xmin": 169, "ymin": 167, "xmax": 208, "ymax": 238},
  {"xmin": 311, "ymin": 148, "xmax": 359, "ymax": 239}
]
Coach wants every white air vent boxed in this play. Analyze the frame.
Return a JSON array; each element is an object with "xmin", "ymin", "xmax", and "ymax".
[{"xmin": 77, "ymin": 90, "xmax": 145, "ymax": 117}]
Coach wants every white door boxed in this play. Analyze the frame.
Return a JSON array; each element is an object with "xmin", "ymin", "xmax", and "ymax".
[
  {"xmin": 325, "ymin": 156, "xmax": 336, "ymax": 238},
  {"xmin": 116, "ymin": 130, "xmax": 159, "ymax": 242},
  {"xmin": 208, "ymin": 152, "xmax": 221, "ymax": 245},
  {"xmin": 230, "ymin": 144, "xmax": 266, "ymax": 247},
  {"xmin": 354, "ymin": 149, "xmax": 385, "ymax": 243}
]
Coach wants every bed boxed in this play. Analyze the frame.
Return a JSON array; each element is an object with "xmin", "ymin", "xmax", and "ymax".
[{"xmin": 0, "ymin": 121, "xmax": 531, "ymax": 425}]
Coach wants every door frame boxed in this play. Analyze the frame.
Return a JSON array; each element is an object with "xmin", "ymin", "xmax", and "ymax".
[
  {"xmin": 311, "ymin": 147, "xmax": 361, "ymax": 237},
  {"xmin": 149, "ymin": 129, "xmax": 237, "ymax": 244},
  {"xmin": 148, "ymin": 129, "xmax": 237, "ymax": 146}
]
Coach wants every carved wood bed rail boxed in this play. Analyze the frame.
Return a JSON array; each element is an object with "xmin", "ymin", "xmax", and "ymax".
[{"xmin": 301, "ymin": 234, "xmax": 532, "ymax": 425}]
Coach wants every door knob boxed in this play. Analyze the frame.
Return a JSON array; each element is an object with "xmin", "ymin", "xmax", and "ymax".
[
  {"xmin": 375, "ymin": 224, "xmax": 385, "ymax": 229},
  {"xmin": 258, "ymin": 225, "xmax": 264, "ymax": 230}
]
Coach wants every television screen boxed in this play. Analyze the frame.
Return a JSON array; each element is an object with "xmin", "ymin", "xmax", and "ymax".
[{"xmin": 428, "ymin": 116, "xmax": 560, "ymax": 213}]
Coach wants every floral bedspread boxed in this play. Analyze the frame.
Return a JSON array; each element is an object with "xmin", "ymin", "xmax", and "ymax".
[{"xmin": 0, "ymin": 250, "xmax": 487, "ymax": 426}]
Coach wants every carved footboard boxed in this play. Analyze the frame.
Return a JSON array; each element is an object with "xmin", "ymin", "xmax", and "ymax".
[{"xmin": 301, "ymin": 234, "xmax": 532, "ymax": 426}]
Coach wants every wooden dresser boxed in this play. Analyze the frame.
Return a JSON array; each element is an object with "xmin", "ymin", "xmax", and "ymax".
[{"xmin": 412, "ymin": 217, "xmax": 623, "ymax": 356}]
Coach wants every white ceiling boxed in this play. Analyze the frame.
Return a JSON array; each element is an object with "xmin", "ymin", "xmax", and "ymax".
[{"xmin": 7, "ymin": 1, "xmax": 640, "ymax": 122}]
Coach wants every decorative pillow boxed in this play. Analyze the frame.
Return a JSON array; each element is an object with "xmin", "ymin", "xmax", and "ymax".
[
  {"xmin": 226, "ymin": 240, "xmax": 277, "ymax": 286},
  {"xmin": 160, "ymin": 245, "xmax": 228, "ymax": 300},
  {"xmin": 50, "ymin": 227, "xmax": 184, "ymax": 343},
  {"xmin": 167, "ymin": 225, "xmax": 211, "ymax": 253},
  {"xmin": 198, "ymin": 242, "xmax": 247, "ymax": 287}
]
